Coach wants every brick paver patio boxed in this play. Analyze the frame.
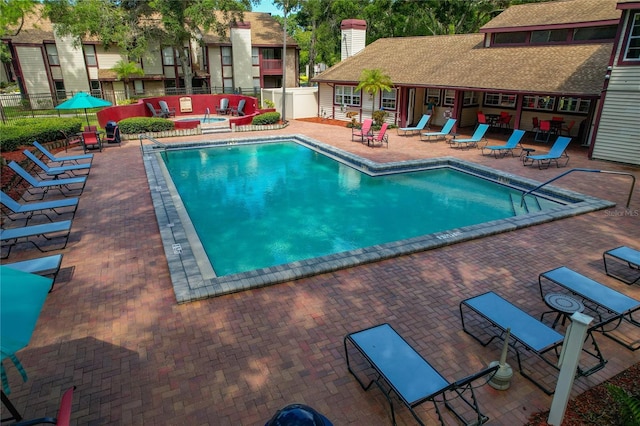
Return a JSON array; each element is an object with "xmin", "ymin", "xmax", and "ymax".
[{"xmin": 3, "ymin": 120, "xmax": 639, "ymax": 425}]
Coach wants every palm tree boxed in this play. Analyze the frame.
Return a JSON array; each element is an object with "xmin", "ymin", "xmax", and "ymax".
[
  {"xmin": 111, "ymin": 60, "xmax": 144, "ymax": 100},
  {"xmin": 355, "ymin": 68, "xmax": 392, "ymax": 123}
]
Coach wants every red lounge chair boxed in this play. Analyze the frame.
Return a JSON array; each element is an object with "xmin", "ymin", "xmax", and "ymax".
[
  {"xmin": 366, "ymin": 122, "xmax": 389, "ymax": 148},
  {"xmin": 351, "ymin": 118, "xmax": 373, "ymax": 142}
]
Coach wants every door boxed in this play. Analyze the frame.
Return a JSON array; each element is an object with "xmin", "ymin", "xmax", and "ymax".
[{"xmin": 407, "ymin": 88, "xmax": 415, "ymax": 126}]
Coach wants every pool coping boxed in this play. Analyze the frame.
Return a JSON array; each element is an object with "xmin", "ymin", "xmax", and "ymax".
[{"xmin": 141, "ymin": 134, "xmax": 616, "ymax": 303}]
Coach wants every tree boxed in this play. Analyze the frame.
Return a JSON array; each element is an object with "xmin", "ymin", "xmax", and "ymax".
[
  {"xmin": 111, "ymin": 60, "xmax": 145, "ymax": 100},
  {"xmin": 43, "ymin": 0, "xmax": 257, "ymax": 95},
  {"xmin": 0, "ymin": 0, "xmax": 37, "ymax": 63},
  {"xmin": 355, "ymin": 68, "xmax": 392, "ymax": 120}
]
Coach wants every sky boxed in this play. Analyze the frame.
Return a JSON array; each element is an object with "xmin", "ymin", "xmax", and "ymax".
[{"xmin": 252, "ymin": 0, "xmax": 283, "ymax": 16}]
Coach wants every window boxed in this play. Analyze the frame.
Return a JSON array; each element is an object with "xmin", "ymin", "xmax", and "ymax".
[
  {"xmin": 54, "ymin": 81, "xmax": 65, "ymax": 100},
  {"xmin": 45, "ymin": 44, "xmax": 59, "ymax": 66},
  {"xmin": 463, "ymin": 91, "xmax": 478, "ymax": 106},
  {"xmin": 531, "ymin": 29, "xmax": 568, "ymax": 43},
  {"xmin": 221, "ymin": 46, "xmax": 232, "ymax": 66},
  {"xmin": 624, "ymin": 13, "xmax": 640, "ymax": 61},
  {"xmin": 253, "ymin": 77, "xmax": 261, "ymax": 88},
  {"xmin": 523, "ymin": 95, "xmax": 556, "ymax": 111},
  {"xmin": 443, "ymin": 89, "xmax": 455, "ymax": 106},
  {"xmin": 381, "ymin": 89, "xmax": 397, "ymax": 110},
  {"xmin": 162, "ymin": 47, "xmax": 175, "ymax": 66},
  {"xmin": 223, "ymin": 78, "xmax": 234, "ymax": 93},
  {"xmin": 252, "ymin": 47, "xmax": 259, "ymax": 66},
  {"xmin": 89, "ymin": 80, "xmax": 101, "ymax": 96},
  {"xmin": 83, "ymin": 45, "xmax": 97, "ymax": 66},
  {"xmin": 134, "ymin": 80, "xmax": 144, "ymax": 95},
  {"xmin": 335, "ymin": 85, "xmax": 361, "ymax": 106},
  {"xmin": 557, "ymin": 97, "xmax": 591, "ymax": 113},
  {"xmin": 493, "ymin": 31, "xmax": 528, "ymax": 45},
  {"xmin": 484, "ymin": 93, "xmax": 516, "ymax": 108},
  {"xmin": 262, "ymin": 48, "xmax": 282, "ymax": 60},
  {"xmin": 424, "ymin": 89, "xmax": 440, "ymax": 106},
  {"xmin": 573, "ymin": 25, "xmax": 617, "ymax": 41}
]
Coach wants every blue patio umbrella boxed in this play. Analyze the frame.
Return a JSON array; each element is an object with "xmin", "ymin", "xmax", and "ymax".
[
  {"xmin": 0, "ymin": 266, "xmax": 52, "ymax": 394},
  {"xmin": 55, "ymin": 92, "xmax": 112, "ymax": 126}
]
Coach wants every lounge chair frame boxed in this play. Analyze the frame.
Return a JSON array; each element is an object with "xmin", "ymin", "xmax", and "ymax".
[
  {"xmin": 460, "ymin": 291, "xmax": 606, "ymax": 395},
  {"xmin": 1, "ymin": 191, "xmax": 78, "ymax": 224},
  {"xmin": 33, "ymin": 141, "xmax": 93, "ymax": 166},
  {"xmin": 23, "ymin": 150, "xmax": 90, "ymax": 178},
  {"xmin": 158, "ymin": 100, "xmax": 176, "ymax": 118},
  {"xmin": 449, "ymin": 124, "xmax": 489, "ymax": 149},
  {"xmin": 522, "ymin": 136, "xmax": 571, "ymax": 169},
  {"xmin": 365, "ymin": 123, "xmax": 389, "ymax": 148},
  {"xmin": 8, "ymin": 162, "xmax": 86, "ymax": 200},
  {"xmin": 481, "ymin": 129, "xmax": 526, "ymax": 158},
  {"xmin": 603, "ymin": 246, "xmax": 640, "ymax": 285},
  {"xmin": 345, "ymin": 323, "xmax": 497, "ymax": 425},
  {"xmin": 1, "ymin": 220, "xmax": 72, "ymax": 259},
  {"xmin": 397, "ymin": 114, "xmax": 430, "ymax": 136},
  {"xmin": 4, "ymin": 254, "xmax": 63, "ymax": 291},
  {"xmin": 420, "ymin": 118, "xmax": 456, "ymax": 142},
  {"xmin": 539, "ymin": 266, "xmax": 640, "ymax": 351}
]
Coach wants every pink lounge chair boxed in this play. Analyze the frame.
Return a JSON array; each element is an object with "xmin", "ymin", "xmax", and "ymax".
[
  {"xmin": 365, "ymin": 122, "xmax": 389, "ymax": 148},
  {"xmin": 351, "ymin": 119, "xmax": 373, "ymax": 142}
]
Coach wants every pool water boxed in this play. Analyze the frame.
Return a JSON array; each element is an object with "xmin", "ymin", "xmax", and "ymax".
[{"xmin": 163, "ymin": 142, "xmax": 561, "ymax": 277}]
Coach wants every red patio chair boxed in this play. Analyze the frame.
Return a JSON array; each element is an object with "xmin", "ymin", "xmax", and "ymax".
[
  {"xmin": 365, "ymin": 122, "xmax": 389, "ymax": 148},
  {"xmin": 535, "ymin": 120, "xmax": 552, "ymax": 143},
  {"xmin": 351, "ymin": 119, "xmax": 373, "ymax": 142},
  {"xmin": 13, "ymin": 386, "xmax": 75, "ymax": 426},
  {"xmin": 60, "ymin": 130, "xmax": 82, "ymax": 152},
  {"xmin": 561, "ymin": 120, "xmax": 575, "ymax": 136},
  {"xmin": 81, "ymin": 131, "xmax": 102, "ymax": 153}
]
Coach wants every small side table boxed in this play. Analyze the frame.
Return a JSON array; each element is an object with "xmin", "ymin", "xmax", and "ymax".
[
  {"xmin": 541, "ymin": 293, "xmax": 585, "ymax": 329},
  {"xmin": 521, "ymin": 147, "xmax": 535, "ymax": 158}
]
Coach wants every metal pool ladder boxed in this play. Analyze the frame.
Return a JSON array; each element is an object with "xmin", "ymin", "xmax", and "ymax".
[{"xmin": 520, "ymin": 168, "xmax": 636, "ymax": 208}]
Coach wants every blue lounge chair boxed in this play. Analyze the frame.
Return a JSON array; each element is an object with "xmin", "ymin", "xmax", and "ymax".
[
  {"xmin": 23, "ymin": 150, "xmax": 90, "ymax": 178},
  {"xmin": 33, "ymin": 141, "xmax": 93, "ymax": 165},
  {"xmin": 420, "ymin": 118, "xmax": 456, "ymax": 142},
  {"xmin": 345, "ymin": 323, "xmax": 498, "ymax": 425},
  {"xmin": 449, "ymin": 124, "xmax": 489, "ymax": 149},
  {"xmin": 460, "ymin": 291, "xmax": 606, "ymax": 395},
  {"xmin": 8, "ymin": 161, "xmax": 86, "ymax": 199},
  {"xmin": 1, "ymin": 191, "xmax": 78, "ymax": 223},
  {"xmin": 523, "ymin": 136, "xmax": 571, "ymax": 169},
  {"xmin": 539, "ymin": 266, "xmax": 640, "ymax": 350},
  {"xmin": 1, "ymin": 220, "xmax": 72, "ymax": 259},
  {"xmin": 603, "ymin": 246, "xmax": 640, "ymax": 285},
  {"xmin": 397, "ymin": 114, "xmax": 430, "ymax": 136},
  {"xmin": 4, "ymin": 254, "xmax": 63, "ymax": 291},
  {"xmin": 481, "ymin": 129, "xmax": 526, "ymax": 158}
]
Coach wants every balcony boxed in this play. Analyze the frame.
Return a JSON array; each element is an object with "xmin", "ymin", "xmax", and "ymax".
[{"xmin": 261, "ymin": 59, "xmax": 283, "ymax": 75}]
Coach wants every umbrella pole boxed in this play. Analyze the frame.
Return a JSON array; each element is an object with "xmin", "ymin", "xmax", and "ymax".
[{"xmin": 84, "ymin": 108, "xmax": 90, "ymax": 126}]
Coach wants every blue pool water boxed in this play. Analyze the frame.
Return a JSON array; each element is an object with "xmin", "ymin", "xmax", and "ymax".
[
  {"xmin": 176, "ymin": 117, "xmax": 226, "ymax": 123},
  {"xmin": 162, "ymin": 142, "xmax": 561, "ymax": 277}
]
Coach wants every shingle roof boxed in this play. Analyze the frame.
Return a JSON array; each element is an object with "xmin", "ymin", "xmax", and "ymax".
[
  {"xmin": 313, "ymin": 34, "xmax": 611, "ymax": 96},
  {"xmin": 481, "ymin": 0, "xmax": 621, "ymax": 31},
  {"xmin": 4, "ymin": 6, "xmax": 296, "ymax": 47}
]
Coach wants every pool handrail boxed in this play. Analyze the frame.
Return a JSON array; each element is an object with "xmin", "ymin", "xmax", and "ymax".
[
  {"xmin": 520, "ymin": 168, "xmax": 635, "ymax": 208},
  {"xmin": 139, "ymin": 134, "xmax": 168, "ymax": 151}
]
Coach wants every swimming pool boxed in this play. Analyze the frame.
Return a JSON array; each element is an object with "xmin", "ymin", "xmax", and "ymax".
[
  {"xmin": 142, "ymin": 135, "xmax": 614, "ymax": 303},
  {"xmin": 176, "ymin": 117, "xmax": 226, "ymax": 124}
]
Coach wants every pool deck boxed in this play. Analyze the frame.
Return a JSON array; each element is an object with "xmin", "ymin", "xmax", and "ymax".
[{"xmin": 3, "ymin": 121, "xmax": 639, "ymax": 425}]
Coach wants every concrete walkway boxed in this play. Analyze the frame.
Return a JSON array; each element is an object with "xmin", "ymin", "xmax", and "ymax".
[{"xmin": 3, "ymin": 120, "xmax": 639, "ymax": 425}]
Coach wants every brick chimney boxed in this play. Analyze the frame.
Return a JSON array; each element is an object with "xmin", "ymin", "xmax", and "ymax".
[{"xmin": 341, "ymin": 19, "xmax": 367, "ymax": 61}]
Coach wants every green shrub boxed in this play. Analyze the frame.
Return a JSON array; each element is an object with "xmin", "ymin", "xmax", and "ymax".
[
  {"xmin": 262, "ymin": 99, "xmax": 275, "ymax": 108},
  {"xmin": 118, "ymin": 117, "xmax": 174, "ymax": 134},
  {"xmin": 252, "ymin": 112, "xmax": 280, "ymax": 125},
  {"xmin": 0, "ymin": 117, "xmax": 82, "ymax": 152}
]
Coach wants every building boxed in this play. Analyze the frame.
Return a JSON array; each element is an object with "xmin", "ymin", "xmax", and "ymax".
[
  {"xmin": 590, "ymin": 0, "xmax": 640, "ymax": 164},
  {"xmin": 1, "ymin": 6, "xmax": 299, "ymax": 107},
  {"xmin": 313, "ymin": 0, "xmax": 640, "ymax": 166}
]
